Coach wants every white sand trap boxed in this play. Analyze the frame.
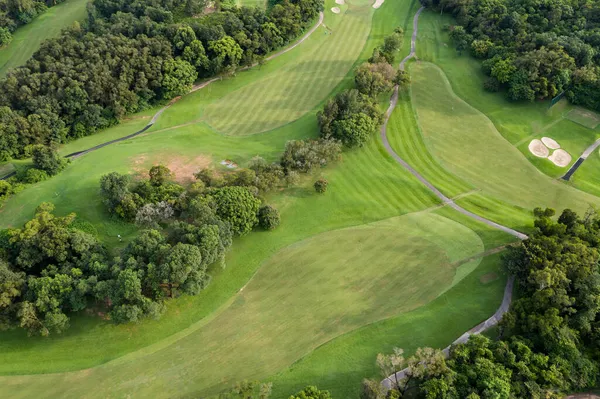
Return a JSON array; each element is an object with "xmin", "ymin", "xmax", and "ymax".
[
  {"xmin": 331, "ymin": 6, "xmax": 340, "ymax": 13},
  {"xmin": 373, "ymin": 0, "xmax": 384, "ymax": 8},
  {"xmin": 528, "ymin": 139, "xmax": 549, "ymax": 158},
  {"xmin": 548, "ymin": 149, "xmax": 572, "ymax": 167},
  {"xmin": 541, "ymin": 137, "xmax": 560, "ymax": 149},
  {"xmin": 335, "ymin": 0, "xmax": 345, "ymax": 4}
]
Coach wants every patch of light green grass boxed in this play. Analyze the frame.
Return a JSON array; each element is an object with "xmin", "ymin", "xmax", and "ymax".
[
  {"xmin": 201, "ymin": 0, "xmax": 373, "ymax": 135},
  {"xmin": 409, "ymin": 61, "xmax": 600, "ymax": 227},
  {"xmin": 267, "ymin": 252, "xmax": 507, "ymax": 398},
  {"xmin": 0, "ymin": 0, "xmax": 89, "ymax": 77}
]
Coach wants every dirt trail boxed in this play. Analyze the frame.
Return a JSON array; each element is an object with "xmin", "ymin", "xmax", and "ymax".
[{"xmin": 380, "ymin": 6, "xmax": 528, "ymax": 390}]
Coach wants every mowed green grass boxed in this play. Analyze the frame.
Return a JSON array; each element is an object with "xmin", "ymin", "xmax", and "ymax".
[
  {"xmin": 409, "ymin": 61, "xmax": 600, "ymax": 230},
  {"xmin": 268, "ymin": 252, "xmax": 507, "ymax": 398},
  {"xmin": 0, "ymin": 1, "xmax": 522, "ymax": 397},
  {"xmin": 415, "ymin": 11, "xmax": 600, "ymax": 178},
  {"xmin": 0, "ymin": 211, "xmax": 488, "ymax": 398},
  {"xmin": 201, "ymin": 0, "xmax": 372, "ymax": 135},
  {"xmin": 0, "ymin": 0, "xmax": 89, "ymax": 77}
]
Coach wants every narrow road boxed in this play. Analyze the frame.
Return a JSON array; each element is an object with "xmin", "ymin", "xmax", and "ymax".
[
  {"xmin": 380, "ymin": 6, "xmax": 528, "ymax": 389},
  {"xmin": 562, "ymin": 137, "xmax": 600, "ymax": 181},
  {"xmin": 4, "ymin": 12, "xmax": 326, "ymax": 169}
]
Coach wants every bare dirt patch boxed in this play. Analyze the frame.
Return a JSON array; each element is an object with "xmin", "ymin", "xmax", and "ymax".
[
  {"xmin": 541, "ymin": 137, "xmax": 560, "ymax": 149},
  {"xmin": 528, "ymin": 139, "xmax": 549, "ymax": 158},
  {"xmin": 331, "ymin": 6, "xmax": 340, "ymax": 13},
  {"xmin": 373, "ymin": 0, "xmax": 385, "ymax": 8},
  {"xmin": 480, "ymin": 272, "xmax": 499, "ymax": 285},
  {"xmin": 548, "ymin": 149, "xmax": 572, "ymax": 167},
  {"xmin": 130, "ymin": 154, "xmax": 212, "ymax": 184}
]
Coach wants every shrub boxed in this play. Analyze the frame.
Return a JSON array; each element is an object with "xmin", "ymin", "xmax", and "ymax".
[
  {"xmin": 31, "ymin": 145, "xmax": 67, "ymax": 176},
  {"xmin": 257, "ymin": 205, "xmax": 280, "ymax": 230},
  {"xmin": 314, "ymin": 179, "xmax": 328, "ymax": 193},
  {"xmin": 20, "ymin": 168, "xmax": 49, "ymax": 184},
  {"xmin": 0, "ymin": 180, "xmax": 12, "ymax": 199}
]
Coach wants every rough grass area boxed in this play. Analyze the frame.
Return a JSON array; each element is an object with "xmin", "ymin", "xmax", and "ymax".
[
  {"xmin": 409, "ymin": 61, "xmax": 599, "ymax": 229},
  {"xmin": 567, "ymin": 108, "xmax": 600, "ymax": 129},
  {"xmin": 0, "ymin": 0, "xmax": 89, "ymax": 77}
]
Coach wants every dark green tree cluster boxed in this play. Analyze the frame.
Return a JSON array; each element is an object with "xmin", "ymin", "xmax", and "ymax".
[
  {"xmin": 318, "ymin": 30, "xmax": 403, "ymax": 148},
  {"xmin": 318, "ymin": 89, "xmax": 383, "ymax": 148},
  {"xmin": 0, "ymin": 198, "xmax": 234, "ymax": 335},
  {"xmin": 0, "ymin": 0, "xmax": 324, "ymax": 160},
  {"xmin": 363, "ymin": 207, "xmax": 600, "ymax": 398},
  {"xmin": 423, "ymin": 0, "xmax": 600, "ymax": 108},
  {"xmin": 0, "ymin": 0, "xmax": 62, "ymax": 44}
]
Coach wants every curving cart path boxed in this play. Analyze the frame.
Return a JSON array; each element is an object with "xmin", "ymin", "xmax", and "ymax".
[{"xmin": 380, "ymin": 6, "xmax": 527, "ymax": 389}]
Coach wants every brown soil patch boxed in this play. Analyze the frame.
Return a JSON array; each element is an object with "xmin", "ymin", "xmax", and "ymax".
[
  {"xmin": 122, "ymin": 115, "xmax": 151, "ymax": 122},
  {"xmin": 480, "ymin": 272, "xmax": 499, "ymax": 284},
  {"xmin": 130, "ymin": 153, "xmax": 212, "ymax": 184}
]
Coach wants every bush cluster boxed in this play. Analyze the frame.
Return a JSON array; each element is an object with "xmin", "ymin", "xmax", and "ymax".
[{"xmin": 0, "ymin": 0, "xmax": 323, "ymax": 160}]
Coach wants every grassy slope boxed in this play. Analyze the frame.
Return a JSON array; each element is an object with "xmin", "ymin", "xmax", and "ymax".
[
  {"xmin": 410, "ymin": 61, "xmax": 600, "ymax": 230},
  {"xmin": 0, "ymin": 1, "xmax": 528, "ymax": 398},
  {"xmin": 202, "ymin": 0, "xmax": 371, "ymax": 135},
  {"xmin": 268, "ymin": 252, "xmax": 507, "ymax": 398},
  {"xmin": 0, "ymin": 0, "xmax": 89, "ymax": 77},
  {"xmin": 0, "ymin": 0, "xmax": 448, "ymax": 376},
  {"xmin": 0, "ymin": 211, "xmax": 492, "ymax": 398},
  {"xmin": 415, "ymin": 11, "xmax": 600, "ymax": 179}
]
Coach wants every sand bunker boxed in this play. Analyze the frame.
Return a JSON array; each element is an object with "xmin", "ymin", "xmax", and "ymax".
[
  {"xmin": 335, "ymin": 0, "xmax": 344, "ymax": 4},
  {"xmin": 541, "ymin": 137, "xmax": 560, "ymax": 149},
  {"xmin": 373, "ymin": 0, "xmax": 384, "ymax": 8},
  {"xmin": 549, "ymin": 149, "xmax": 572, "ymax": 167},
  {"xmin": 331, "ymin": 6, "xmax": 340, "ymax": 13},
  {"xmin": 528, "ymin": 139, "xmax": 549, "ymax": 158}
]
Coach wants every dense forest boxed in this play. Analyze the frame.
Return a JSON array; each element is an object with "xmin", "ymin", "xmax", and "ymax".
[
  {"xmin": 0, "ymin": 0, "xmax": 322, "ymax": 161},
  {"xmin": 0, "ymin": 0, "xmax": 64, "ymax": 45},
  {"xmin": 422, "ymin": 0, "xmax": 600, "ymax": 111},
  {"xmin": 363, "ymin": 207, "xmax": 600, "ymax": 398}
]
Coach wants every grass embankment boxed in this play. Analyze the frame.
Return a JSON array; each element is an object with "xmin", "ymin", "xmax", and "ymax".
[
  {"xmin": 0, "ymin": 0, "xmax": 89, "ymax": 77},
  {"xmin": 415, "ymin": 11, "xmax": 600, "ymax": 179},
  {"xmin": 0, "ymin": 210, "xmax": 513, "ymax": 398},
  {"xmin": 0, "ymin": 1, "xmax": 524, "ymax": 397}
]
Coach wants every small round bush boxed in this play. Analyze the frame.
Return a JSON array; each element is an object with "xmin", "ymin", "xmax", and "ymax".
[
  {"xmin": 21, "ymin": 168, "xmax": 49, "ymax": 184},
  {"xmin": 258, "ymin": 205, "xmax": 280, "ymax": 230},
  {"xmin": 0, "ymin": 180, "xmax": 12, "ymax": 199},
  {"xmin": 314, "ymin": 179, "xmax": 328, "ymax": 194}
]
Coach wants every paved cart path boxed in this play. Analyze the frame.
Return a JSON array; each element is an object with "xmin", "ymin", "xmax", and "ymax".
[{"xmin": 380, "ymin": 6, "xmax": 528, "ymax": 390}]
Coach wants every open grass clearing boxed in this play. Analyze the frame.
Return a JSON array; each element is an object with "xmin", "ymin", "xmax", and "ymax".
[
  {"xmin": 0, "ymin": 210, "xmax": 488, "ymax": 398},
  {"xmin": 415, "ymin": 11, "xmax": 600, "ymax": 178},
  {"xmin": 267, "ymin": 252, "xmax": 507, "ymax": 398},
  {"xmin": 409, "ymin": 61, "xmax": 599, "ymax": 229},
  {"xmin": 0, "ymin": 0, "xmax": 89, "ymax": 77}
]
